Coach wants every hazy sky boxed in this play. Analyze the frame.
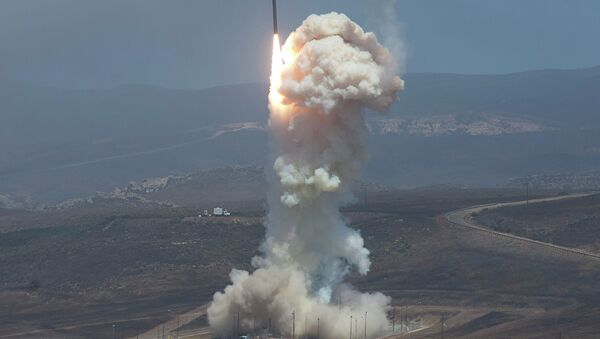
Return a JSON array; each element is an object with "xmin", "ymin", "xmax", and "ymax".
[{"xmin": 1, "ymin": 0, "xmax": 598, "ymax": 89}]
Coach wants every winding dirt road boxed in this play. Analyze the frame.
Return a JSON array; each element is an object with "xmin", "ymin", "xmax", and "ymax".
[{"xmin": 444, "ymin": 192, "xmax": 600, "ymax": 262}]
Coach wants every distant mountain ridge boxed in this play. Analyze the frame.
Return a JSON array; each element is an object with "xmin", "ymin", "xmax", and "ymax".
[
  {"xmin": 398, "ymin": 66, "xmax": 600, "ymax": 126},
  {"xmin": 1, "ymin": 65, "xmax": 599, "ymax": 203},
  {"xmin": 1, "ymin": 65, "xmax": 599, "ymax": 144}
]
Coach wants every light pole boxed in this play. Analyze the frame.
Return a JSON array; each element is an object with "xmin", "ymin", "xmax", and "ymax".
[
  {"xmin": 292, "ymin": 311, "xmax": 296, "ymax": 339},
  {"xmin": 399, "ymin": 307, "xmax": 402, "ymax": 334},
  {"xmin": 441, "ymin": 315, "xmax": 446, "ymax": 339},
  {"xmin": 364, "ymin": 312, "xmax": 367, "ymax": 339},
  {"xmin": 392, "ymin": 307, "xmax": 395, "ymax": 334},
  {"xmin": 405, "ymin": 306, "xmax": 409, "ymax": 333},
  {"xmin": 317, "ymin": 317, "xmax": 320, "ymax": 339},
  {"xmin": 350, "ymin": 315, "xmax": 353, "ymax": 339},
  {"xmin": 268, "ymin": 317, "xmax": 272, "ymax": 337},
  {"xmin": 305, "ymin": 314, "xmax": 307, "ymax": 339},
  {"xmin": 112, "ymin": 324, "xmax": 116, "ymax": 339},
  {"xmin": 167, "ymin": 309, "xmax": 171, "ymax": 339}
]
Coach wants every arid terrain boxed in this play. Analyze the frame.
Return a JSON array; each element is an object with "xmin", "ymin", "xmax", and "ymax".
[
  {"xmin": 1, "ymin": 173, "xmax": 600, "ymax": 338},
  {"xmin": 1, "ymin": 2, "xmax": 599, "ymax": 337},
  {"xmin": 474, "ymin": 193, "xmax": 600, "ymax": 253}
]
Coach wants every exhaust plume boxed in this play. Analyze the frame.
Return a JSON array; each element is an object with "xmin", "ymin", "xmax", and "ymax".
[{"xmin": 208, "ymin": 12, "xmax": 404, "ymax": 338}]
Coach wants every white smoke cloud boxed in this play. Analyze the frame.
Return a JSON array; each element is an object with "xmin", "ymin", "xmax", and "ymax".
[
  {"xmin": 208, "ymin": 12, "xmax": 404, "ymax": 338},
  {"xmin": 281, "ymin": 12, "xmax": 404, "ymax": 113}
]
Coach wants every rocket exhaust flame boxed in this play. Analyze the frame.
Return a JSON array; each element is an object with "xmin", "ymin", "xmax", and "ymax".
[
  {"xmin": 269, "ymin": 34, "xmax": 283, "ymax": 107},
  {"xmin": 208, "ymin": 12, "xmax": 404, "ymax": 339}
]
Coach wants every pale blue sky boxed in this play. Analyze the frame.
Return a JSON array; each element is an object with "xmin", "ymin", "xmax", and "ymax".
[{"xmin": 0, "ymin": 0, "xmax": 598, "ymax": 89}]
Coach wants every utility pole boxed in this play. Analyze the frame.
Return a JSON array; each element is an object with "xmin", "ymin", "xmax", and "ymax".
[
  {"xmin": 177, "ymin": 315, "xmax": 180, "ymax": 339},
  {"xmin": 355, "ymin": 317, "xmax": 357, "ymax": 339},
  {"xmin": 399, "ymin": 307, "xmax": 402, "ymax": 334},
  {"xmin": 237, "ymin": 312, "xmax": 240, "ymax": 338},
  {"xmin": 525, "ymin": 182, "xmax": 529, "ymax": 205},
  {"xmin": 350, "ymin": 315, "xmax": 353, "ymax": 339},
  {"xmin": 392, "ymin": 307, "xmax": 395, "ymax": 334},
  {"xmin": 232, "ymin": 316, "xmax": 236, "ymax": 339},
  {"xmin": 441, "ymin": 315, "xmax": 446, "ymax": 339},
  {"xmin": 305, "ymin": 314, "xmax": 307, "ymax": 339},
  {"xmin": 167, "ymin": 309, "xmax": 171, "ymax": 339},
  {"xmin": 268, "ymin": 317, "xmax": 272, "ymax": 337},
  {"xmin": 364, "ymin": 312, "xmax": 367, "ymax": 339},
  {"xmin": 400, "ymin": 307, "xmax": 403, "ymax": 334},
  {"xmin": 112, "ymin": 324, "xmax": 116, "ymax": 339},
  {"xmin": 292, "ymin": 311, "xmax": 296, "ymax": 339},
  {"xmin": 404, "ymin": 307, "xmax": 408, "ymax": 334},
  {"xmin": 405, "ymin": 307, "xmax": 408, "ymax": 333},
  {"xmin": 317, "ymin": 318, "xmax": 320, "ymax": 339}
]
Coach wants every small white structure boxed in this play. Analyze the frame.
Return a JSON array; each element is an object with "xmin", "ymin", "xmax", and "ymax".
[
  {"xmin": 213, "ymin": 207, "xmax": 224, "ymax": 216},
  {"xmin": 223, "ymin": 209, "xmax": 231, "ymax": 216}
]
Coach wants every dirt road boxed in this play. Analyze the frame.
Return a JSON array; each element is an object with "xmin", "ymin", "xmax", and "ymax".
[{"xmin": 444, "ymin": 192, "xmax": 600, "ymax": 262}]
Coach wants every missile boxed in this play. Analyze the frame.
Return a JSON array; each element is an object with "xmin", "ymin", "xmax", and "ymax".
[{"xmin": 272, "ymin": 0, "xmax": 278, "ymax": 34}]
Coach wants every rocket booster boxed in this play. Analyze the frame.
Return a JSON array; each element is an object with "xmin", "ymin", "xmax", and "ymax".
[{"xmin": 272, "ymin": 0, "xmax": 278, "ymax": 34}]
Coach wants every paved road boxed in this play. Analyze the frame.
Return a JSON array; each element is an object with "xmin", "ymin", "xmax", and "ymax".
[{"xmin": 444, "ymin": 192, "xmax": 600, "ymax": 262}]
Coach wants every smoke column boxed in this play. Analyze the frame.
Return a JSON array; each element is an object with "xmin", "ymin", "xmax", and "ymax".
[{"xmin": 208, "ymin": 12, "xmax": 404, "ymax": 338}]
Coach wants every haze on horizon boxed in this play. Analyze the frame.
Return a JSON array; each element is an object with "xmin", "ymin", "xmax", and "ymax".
[{"xmin": 1, "ymin": 0, "xmax": 599, "ymax": 89}]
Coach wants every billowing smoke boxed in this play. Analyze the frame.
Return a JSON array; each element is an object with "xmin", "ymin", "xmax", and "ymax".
[{"xmin": 208, "ymin": 12, "xmax": 404, "ymax": 338}]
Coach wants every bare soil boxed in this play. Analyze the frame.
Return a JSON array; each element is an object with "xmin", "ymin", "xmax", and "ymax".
[{"xmin": 1, "ymin": 188, "xmax": 599, "ymax": 338}]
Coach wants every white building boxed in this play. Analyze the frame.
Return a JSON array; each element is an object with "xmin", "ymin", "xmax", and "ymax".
[{"xmin": 213, "ymin": 207, "xmax": 224, "ymax": 216}]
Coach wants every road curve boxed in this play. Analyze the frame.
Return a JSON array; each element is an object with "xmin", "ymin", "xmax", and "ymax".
[{"xmin": 443, "ymin": 192, "xmax": 600, "ymax": 262}]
